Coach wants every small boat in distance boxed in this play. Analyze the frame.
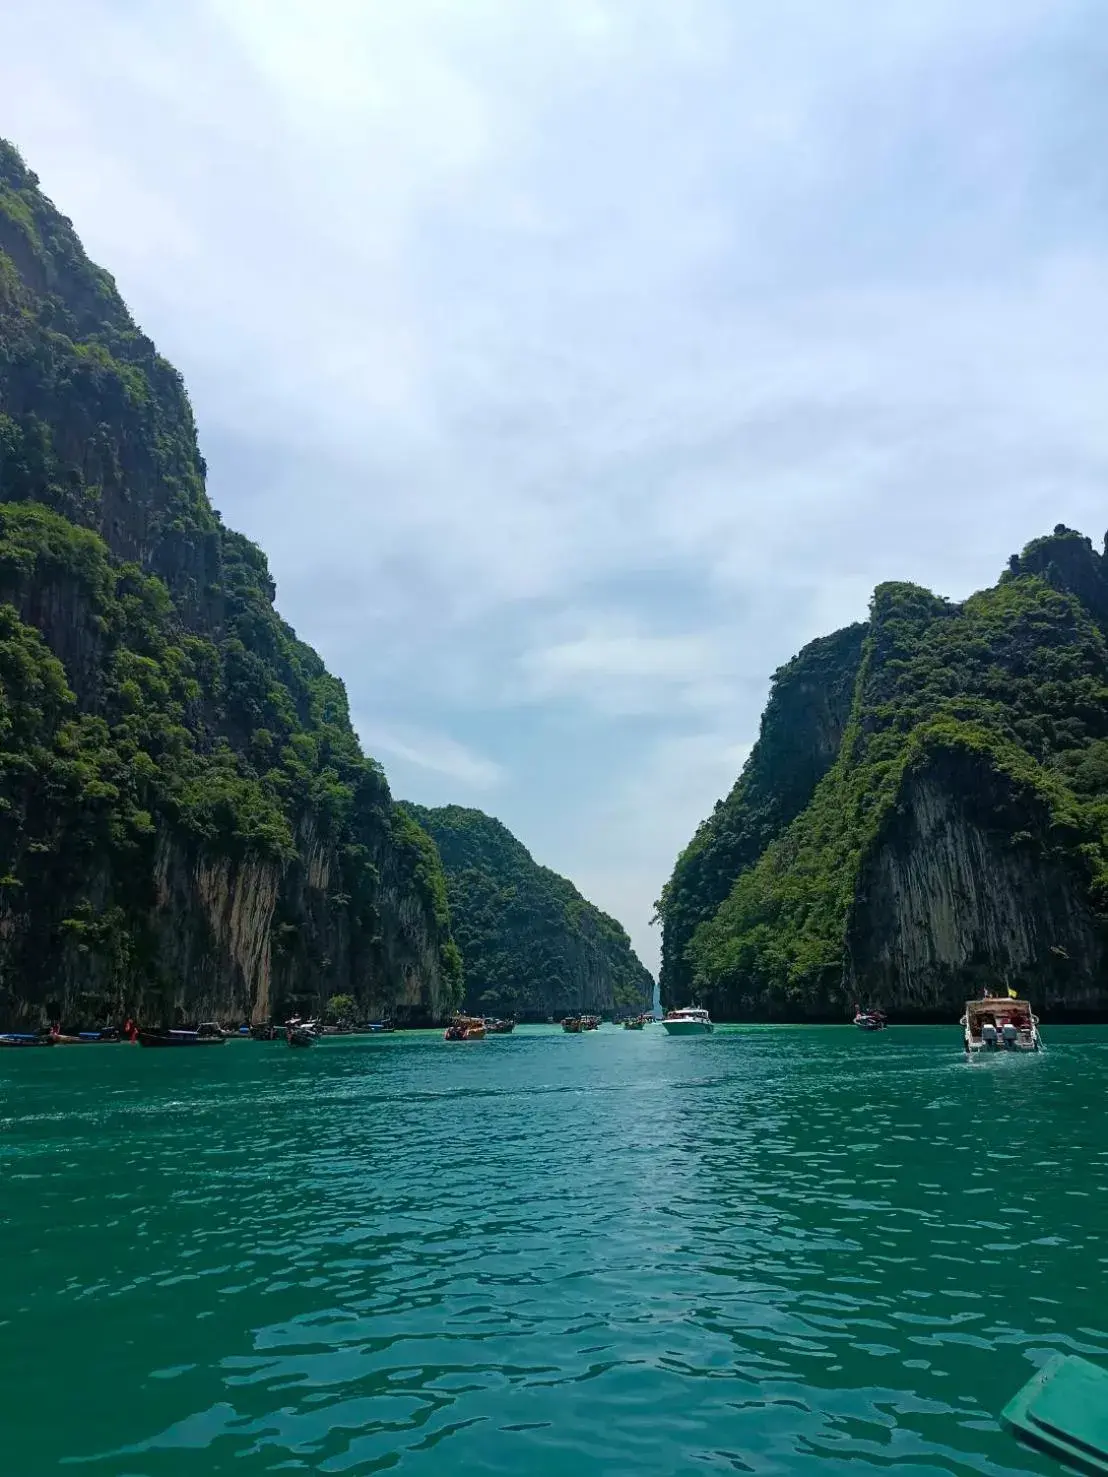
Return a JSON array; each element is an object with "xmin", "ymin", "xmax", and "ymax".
[
  {"xmin": 0, "ymin": 1032, "xmax": 54, "ymax": 1048},
  {"xmin": 483, "ymin": 1017, "xmax": 515, "ymax": 1034},
  {"xmin": 622, "ymin": 1015, "xmax": 646, "ymax": 1030},
  {"xmin": 661, "ymin": 1007, "xmax": 713, "ymax": 1036},
  {"xmin": 444, "ymin": 1015, "xmax": 486, "ymax": 1041},
  {"xmin": 562, "ymin": 1016, "xmax": 583, "ymax": 1033},
  {"xmin": 853, "ymin": 1005, "xmax": 887, "ymax": 1031},
  {"xmin": 138, "ymin": 1023, "xmax": 227, "ymax": 1048},
  {"xmin": 962, "ymin": 995, "xmax": 1042, "ymax": 1055},
  {"xmin": 581, "ymin": 1015, "xmax": 600, "ymax": 1031}
]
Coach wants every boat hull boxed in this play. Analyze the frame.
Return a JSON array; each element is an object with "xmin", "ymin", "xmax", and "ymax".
[
  {"xmin": 138, "ymin": 1031, "xmax": 225, "ymax": 1047},
  {"xmin": 661, "ymin": 1020, "xmax": 713, "ymax": 1036}
]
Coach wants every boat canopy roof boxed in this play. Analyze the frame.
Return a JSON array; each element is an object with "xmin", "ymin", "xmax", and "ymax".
[{"xmin": 965, "ymin": 998, "xmax": 1033, "ymax": 1026}]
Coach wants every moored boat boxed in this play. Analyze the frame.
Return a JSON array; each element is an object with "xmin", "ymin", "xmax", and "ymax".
[
  {"xmin": 622, "ymin": 1015, "xmax": 645, "ymax": 1030},
  {"xmin": 853, "ymin": 1005, "xmax": 887, "ymax": 1031},
  {"xmin": 138, "ymin": 1023, "xmax": 227, "ymax": 1048},
  {"xmin": 661, "ymin": 1006, "xmax": 713, "ymax": 1036},
  {"xmin": 0, "ymin": 1032, "xmax": 54, "ymax": 1048},
  {"xmin": 581, "ymin": 1015, "xmax": 600, "ymax": 1031},
  {"xmin": 444, "ymin": 1015, "xmax": 486, "ymax": 1041},
  {"xmin": 483, "ymin": 1017, "xmax": 515, "ymax": 1034},
  {"xmin": 561, "ymin": 1016, "xmax": 583, "ymax": 1033},
  {"xmin": 285, "ymin": 1016, "xmax": 320, "ymax": 1047},
  {"xmin": 962, "ymin": 996, "xmax": 1041, "ymax": 1055}
]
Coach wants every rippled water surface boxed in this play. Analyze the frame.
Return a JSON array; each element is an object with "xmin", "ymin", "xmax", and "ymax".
[{"xmin": 1, "ymin": 1025, "xmax": 1106, "ymax": 1475}]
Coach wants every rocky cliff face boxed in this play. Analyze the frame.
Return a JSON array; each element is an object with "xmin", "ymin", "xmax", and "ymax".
[
  {"xmin": 659, "ymin": 525, "xmax": 1108, "ymax": 1020},
  {"xmin": 0, "ymin": 139, "xmax": 461, "ymax": 1028},
  {"xmin": 658, "ymin": 622, "xmax": 866, "ymax": 1006},
  {"xmin": 403, "ymin": 804, "xmax": 655, "ymax": 1020},
  {"xmin": 845, "ymin": 750, "xmax": 1105, "ymax": 1017}
]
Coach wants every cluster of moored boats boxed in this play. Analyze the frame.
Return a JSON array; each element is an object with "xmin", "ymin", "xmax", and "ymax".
[
  {"xmin": 443, "ymin": 1015, "xmax": 516, "ymax": 1040},
  {"xmin": 564, "ymin": 1007, "xmax": 714, "ymax": 1035},
  {"xmin": 0, "ymin": 1016, "xmax": 398, "ymax": 1050},
  {"xmin": 0, "ymin": 996, "xmax": 1044, "ymax": 1055}
]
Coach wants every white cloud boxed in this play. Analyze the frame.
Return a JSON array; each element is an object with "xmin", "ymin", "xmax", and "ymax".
[
  {"xmin": 517, "ymin": 621, "xmax": 734, "ymax": 716},
  {"xmin": 4, "ymin": 0, "xmax": 1108, "ymax": 968},
  {"xmin": 353, "ymin": 722, "xmax": 503, "ymax": 792}
]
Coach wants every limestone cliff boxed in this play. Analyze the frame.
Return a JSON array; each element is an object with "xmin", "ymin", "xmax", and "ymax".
[
  {"xmin": 657, "ymin": 622, "xmax": 866, "ymax": 1005},
  {"xmin": 659, "ymin": 525, "xmax": 1108, "ymax": 1020},
  {"xmin": 0, "ymin": 139, "xmax": 461, "ymax": 1027},
  {"xmin": 402, "ymin": 804, "xmax": 654, "ymax": 1020}
]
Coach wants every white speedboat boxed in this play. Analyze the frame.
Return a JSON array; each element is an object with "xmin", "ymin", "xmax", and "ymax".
[
  {"xmin": 661, "ymin": 1006, "xmax": 713, "ymax": 1036},
  {"xmin": 961, "ymin": 996, "xmax": 1042, "ymax": 1055}
]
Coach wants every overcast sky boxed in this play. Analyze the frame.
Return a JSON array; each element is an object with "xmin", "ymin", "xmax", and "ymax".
[{"xmin": 5, "ymin": 0, "xmax": 1108, "ymax": 973}]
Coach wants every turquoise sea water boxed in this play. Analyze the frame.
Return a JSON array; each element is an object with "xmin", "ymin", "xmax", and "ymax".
[{"xmin": 1, "ymin": 1024, "xmax": 1106, "ymax": 1475}]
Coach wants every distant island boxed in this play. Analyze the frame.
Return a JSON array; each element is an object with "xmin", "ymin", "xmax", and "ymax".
[
  {"xmin": 658, "ymin": 526, "xmax": 1108, "ymax": 1021},
  {"xmin": 402, "ymin": 804, "xmax": 654, "ymax": 1022}
]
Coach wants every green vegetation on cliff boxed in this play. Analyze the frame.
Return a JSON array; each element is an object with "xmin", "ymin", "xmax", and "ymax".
[
  {"xmin": 0, "ymin": 139, "xmax": 460, "ymax": 1025},
  {"xmin": 402, "ymin": 804, "xmax": 654, "ymax": 1019},
  {"xmin": 659, "ymin": 526, "xmax": 1108, "ymax": 1020}
]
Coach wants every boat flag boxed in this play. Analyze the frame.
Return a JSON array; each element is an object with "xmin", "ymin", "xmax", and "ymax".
[{"xmin": 1008, "ymin": 986, "xmax": 1018, "ymax": 999}]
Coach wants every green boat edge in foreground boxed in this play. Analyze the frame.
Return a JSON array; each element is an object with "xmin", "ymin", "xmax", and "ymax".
[{"xmin": 1001, "ymin": 1352, "xmax": 1108, "ymax": 1475}]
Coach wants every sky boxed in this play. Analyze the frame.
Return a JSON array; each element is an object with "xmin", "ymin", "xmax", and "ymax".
[{"xmin": 5, "ymin": 0, "xmax": 1108, "ymax": 973}]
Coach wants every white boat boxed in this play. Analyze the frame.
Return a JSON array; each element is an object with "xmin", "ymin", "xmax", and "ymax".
[
  {"xmin": 661, "ymin": 1006, "xmax": 713, "ymax": 1036},
  {"xmin": 961, "ymin": 996, "xmax": 1042, "ymax": 1056}
]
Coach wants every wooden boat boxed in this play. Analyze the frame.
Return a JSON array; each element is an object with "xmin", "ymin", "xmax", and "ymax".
[
  {"xmin": 138, "ymin": 1023, "xmax": 227, "ymax": 1048},
  {"xmin": 622, "ymin": 1015, "xmax": 645, "ymax": 1030},
  {"xmin": 483, "ymin": 1017, "xmax": 515, "ymax": 1034},
  {"xmin": 0, "ymin": 1032, "xmax": 54, "ymax": 1048},
  {"xmin": 581, "ymin": 1015, "xmax": 600, "ymax": 1031},
  {"xmin": 853, "ymin": 1006, "xmax": 887, "ymax": 1031},
  {"xmin": 444, "ymin": 1015, "xmax": 486, "ymax": 1041},
  {"xmin": 562, "ymin": 1016, "xmax": 583, "ymax": 1033},
  {"xmin": 288, "ymin": 1025, "xmax": 315, "ymax": 1047},
  {"xmin": 42, "ymin": 1026, "xmax": 123, "ymax": 1045},
  {"xmin": 962, "ymin": 995, "xmax": 1041, "ymax": 1055}
]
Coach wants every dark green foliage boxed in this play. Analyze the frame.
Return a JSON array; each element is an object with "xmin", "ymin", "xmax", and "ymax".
[
  {"xmin": 658, "ymin": 530, "xmax": 1108, "ymax": 1019},
  {"xmin": 402, "ymin": 804, "xmax": 653, "ymax": 1019},
  {"xmin": 0, "ymin": 139, "xmax": 459, "ymax": 1024},
  {"xmin": 657, "ymin": 623, "xmax": 866, "ymax": 1005}
]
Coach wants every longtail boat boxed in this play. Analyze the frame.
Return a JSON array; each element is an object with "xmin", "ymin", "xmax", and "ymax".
[
  {"xmin": 445, "ymin": 1015, "xmax": 486, "ymax": 1041},
  {"xmin": 138, "ymin": 1023, "xmax": 227, "ymax": 1048}
]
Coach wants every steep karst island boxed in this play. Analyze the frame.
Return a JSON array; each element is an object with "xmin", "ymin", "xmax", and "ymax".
[
  {"xmin": 658, "ymin": 528, "xmax": 1108, "ymax": 1021},
  {"xmin": 0, "ymin": 140, "xmax": 653, "ymax": 1032}
]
